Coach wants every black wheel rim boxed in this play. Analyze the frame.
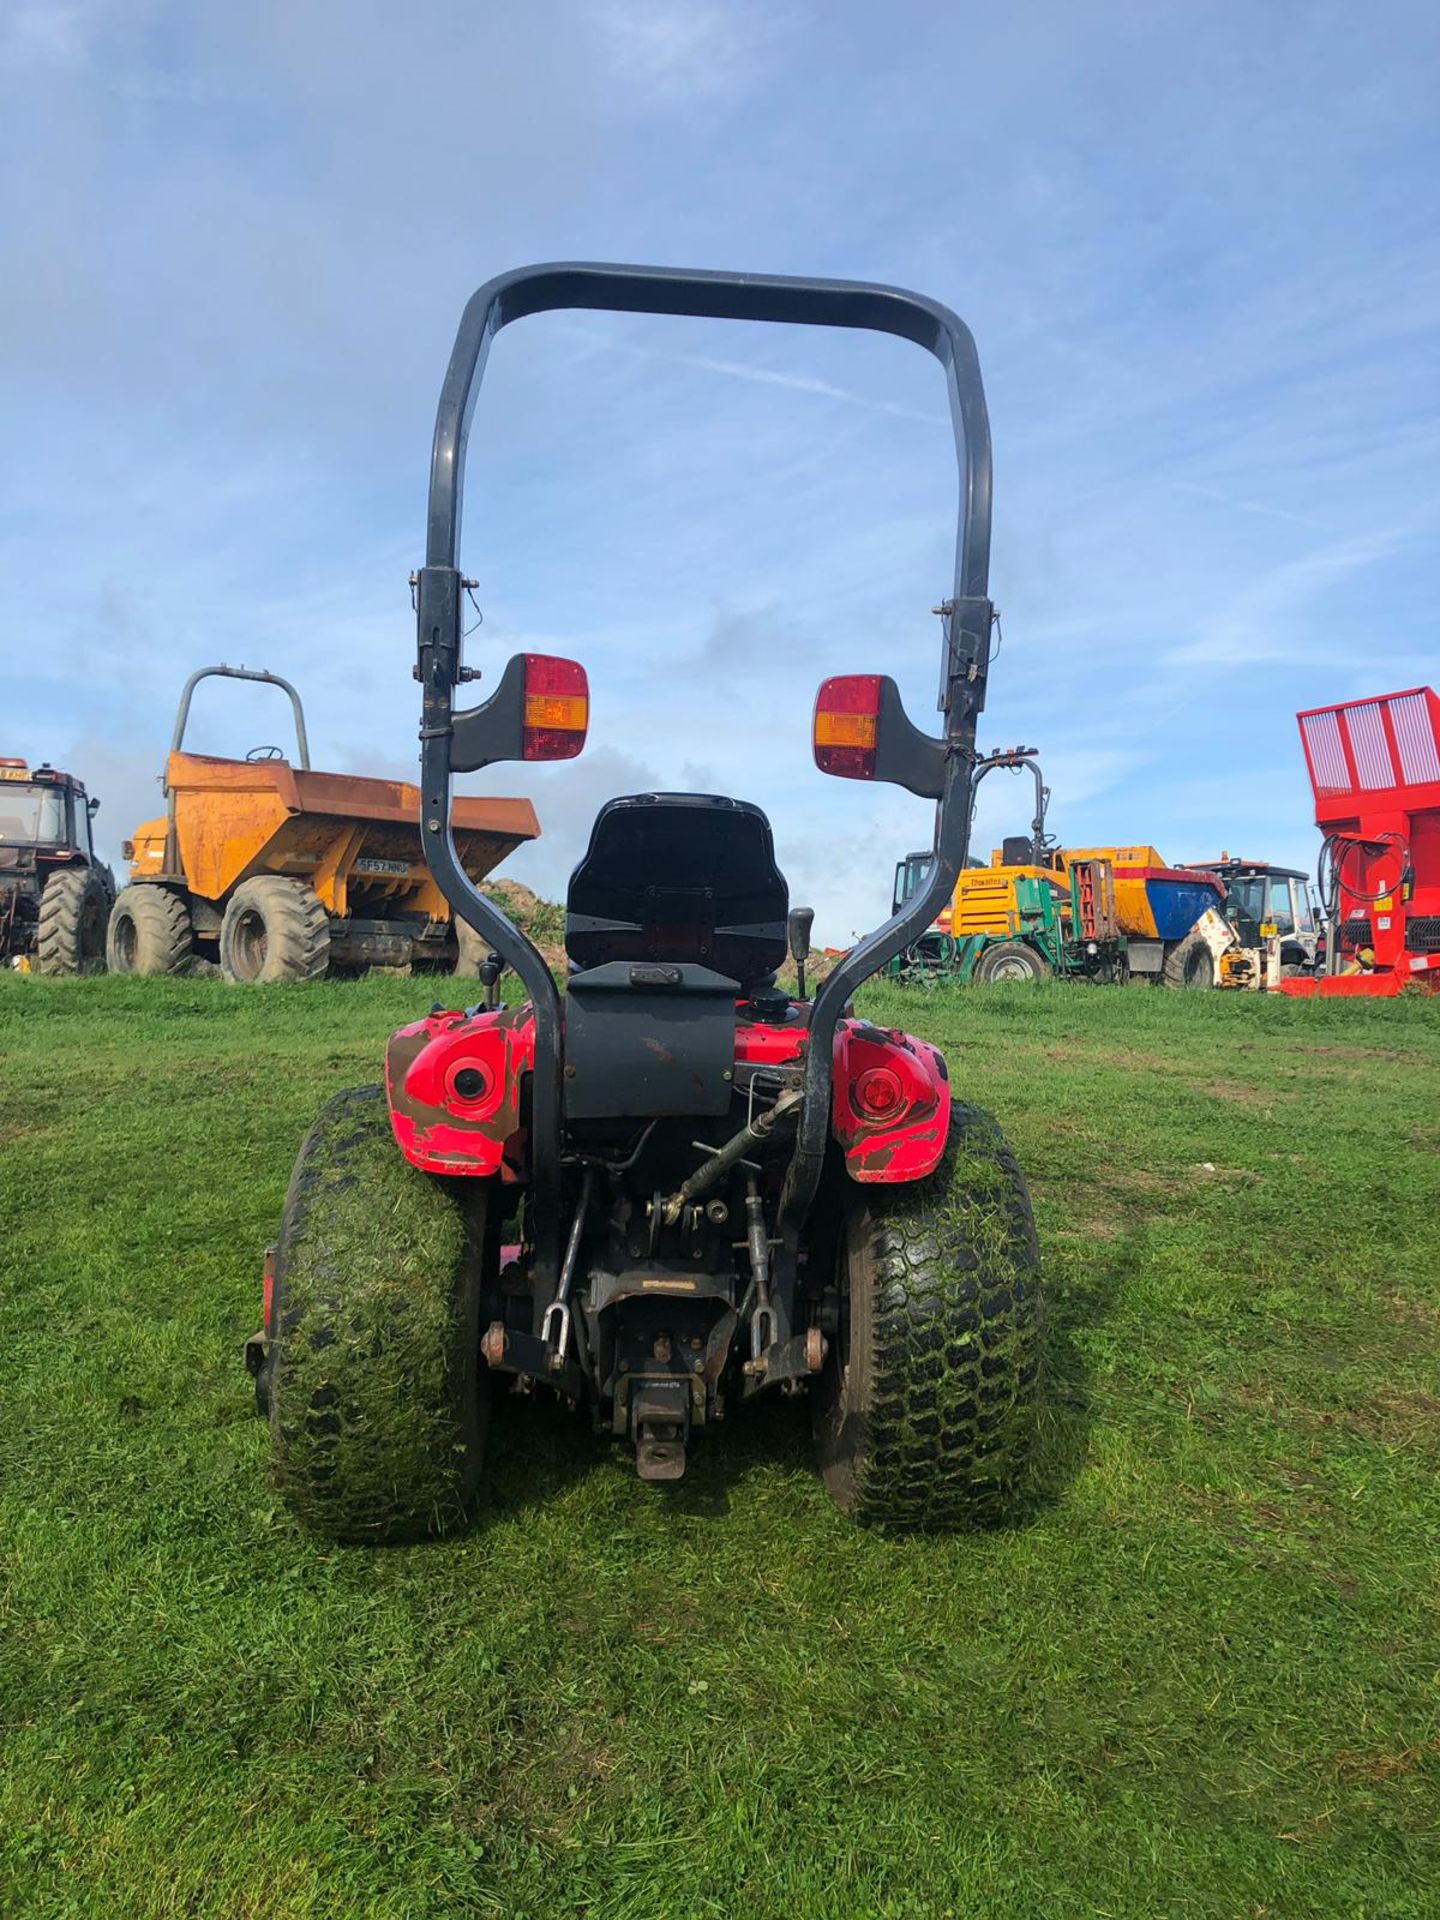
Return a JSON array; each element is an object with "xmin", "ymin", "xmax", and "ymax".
[
  {"xmin": 113, "ymin": 914, "xmax": 137, "ymax": 971},
  {"xmin": 232, "ymin": 907, "xmax": 268, "ymax": 979}
]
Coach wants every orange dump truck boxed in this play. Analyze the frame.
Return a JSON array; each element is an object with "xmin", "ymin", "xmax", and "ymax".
[{"xmin": 108, "ymin": 666, "xmax": 538, "ymax": 982}]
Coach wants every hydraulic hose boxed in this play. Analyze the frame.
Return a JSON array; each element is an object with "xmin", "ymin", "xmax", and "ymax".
[{"xmin": 1318, "ymin": 831, "xmax": 1411, "ymax": 911}]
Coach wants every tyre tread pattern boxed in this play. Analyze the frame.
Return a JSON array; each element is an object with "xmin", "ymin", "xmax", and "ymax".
[
  {"xmin": 267, "ymin": 1085, "xmax": 487, "ymax": 1542},
  {"xmin": 974, "ymin": 939, "xmax": 1051, "ymax": 984},
  {"xmin": 222, "ymin": 876, "xmax": 330, "ymax": 983},
  {"xmin": 1162, "ymin": 929, "xmax": 1214, "ymax": 990},
  {"xmin": 452, "ymin": 915, "xmax": 486, "ymax": 979},
  {"xmin": 105, "ymin": 884, "xmax": 192, "ymax": 975},
  {"xmin": 825, "ymin": 1102, "xmax": 1044, "ymax": 1530},
  {"xmin": 34, "ymin": 867, "xmax": 110, "ymax": 975}
]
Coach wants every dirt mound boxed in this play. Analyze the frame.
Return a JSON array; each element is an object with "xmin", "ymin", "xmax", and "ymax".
[{"xmin": 481, "ymin": 879, "xmax": 566, "ymax": 967}]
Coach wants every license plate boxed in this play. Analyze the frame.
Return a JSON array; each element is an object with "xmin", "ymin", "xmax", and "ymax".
[{"xmin": 354, "ymin": 856, "xmax": 411, "ymax": 877}]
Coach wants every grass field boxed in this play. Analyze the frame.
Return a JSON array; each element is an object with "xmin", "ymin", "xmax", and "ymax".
[{"xmin": 2, "ymin": 974, "xmax": 1438, "ymax": 1919}]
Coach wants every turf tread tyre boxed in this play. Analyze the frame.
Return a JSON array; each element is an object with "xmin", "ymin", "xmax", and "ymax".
[
  {"xmin": 105, "ymin": 884, "xmax": 192, "ymax": 975},
  {"xmin": 220, "ymin": 875, "xmax": 330, "ymax": 983},
  {"xmin": 1162, "ymin": 930, "xmax": 1215, "ymax": 989},
  {"xmin": 267, "ymin": 1084, "xmax": 490, "ymax": 1542},
  {"xmin": 815, "ymin": 1101, "xmax": 1044, "ymax": 1530},
  {"xmin": 35, "ymin": 866, "xmax": 110, "ymax": 975},
  {"xmin": 972, "ymin": 939, "xmax": 1051, "ymax": 984}
]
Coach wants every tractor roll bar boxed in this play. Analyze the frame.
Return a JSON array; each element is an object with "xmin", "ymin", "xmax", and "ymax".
[{"xmin": 414, "ymin": 263, "xmax": 997, "ymax": 1273}]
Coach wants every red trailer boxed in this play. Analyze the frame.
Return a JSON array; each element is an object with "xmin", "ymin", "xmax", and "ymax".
[{"xmin": 1278, "ymin": 686, "xmax": 1440, "ymax": 997}]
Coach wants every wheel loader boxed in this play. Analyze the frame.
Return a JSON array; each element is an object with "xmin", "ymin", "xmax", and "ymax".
[
  {"xmin": 109, "ymin": 666, "xmax": 539, "ymax": 982},
  {"xmin": 246, "ymin": 261, "xmax": 1045, "ymax": 1538}
]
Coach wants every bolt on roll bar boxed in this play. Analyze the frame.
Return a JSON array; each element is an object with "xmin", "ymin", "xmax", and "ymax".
[
  {"xmin": 413, "ymin": 263, "xmax": 997, "ymax": 1271},
  {"xmin": 169, "ymin": 665, "xmax": 312, "ymax": 770}
]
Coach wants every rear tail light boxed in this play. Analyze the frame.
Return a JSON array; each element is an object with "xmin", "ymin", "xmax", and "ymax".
[
  {"xmin": 813, "ymin": 675, "xmax": 882, "ymax": 779},
  {"xmin": 522, "ymin": 655, "xmax": 588, "ymax": 761},
  {"xmin": 446, "ymin": 1060, "xmax": 496, "ymax": 1109},
  {"xmin": 854, "ymin": 1066, "xmax": 905, "ymax": 1118}
]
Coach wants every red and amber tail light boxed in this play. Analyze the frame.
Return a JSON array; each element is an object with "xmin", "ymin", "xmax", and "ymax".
[
  {"xmin": 813, "ymin": 674, "xmax": 882, "ymax": 779},
  {"xmin": 522, "ymin": 655, "xmax": 588, "ymax": 761}
]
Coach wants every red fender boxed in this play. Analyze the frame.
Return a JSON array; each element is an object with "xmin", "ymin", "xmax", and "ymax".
[
  {"xmin": 386, "ymin": 1004, "xmax": 949, "ymax": 1186},
  {"xmin": 829, "ymin": 1019, "xmax": 950, "ymax": 1182},
  {"xmin": 386, "ymin": 1004, "xmax": 534, "ymax": 1178}
]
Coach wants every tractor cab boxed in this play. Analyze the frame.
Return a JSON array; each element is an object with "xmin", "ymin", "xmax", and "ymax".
[
  {"xmin": 1188, "ymin": 857, "xmax": 1321, "ymax": 975},
  {"xmin": 892, "ymin": 849, "xmax": 935, "ymax": 916},
  {"xmin": 0, "ymin": 760, "xmax": 97, "ymax": 862}
]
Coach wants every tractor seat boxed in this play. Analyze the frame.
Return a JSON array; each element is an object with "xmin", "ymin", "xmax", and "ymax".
[{"xmin": 565, "ymin": 793, "xmax": 789, "ymax": 992}]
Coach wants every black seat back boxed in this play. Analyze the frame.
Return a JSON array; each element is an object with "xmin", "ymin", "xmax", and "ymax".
[{"xmin": 566, "ymin": 793, "xmax": 789, "ymax": 989}]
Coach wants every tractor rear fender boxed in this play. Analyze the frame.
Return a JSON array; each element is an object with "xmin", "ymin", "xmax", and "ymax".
[
  {"xmin": 829, "ymin": 1019, "xmax": 951, "ymax": 1184},
  {"xmin": 385, "ymin": 1005, "xmax": 534, "ymax": 1179},
  {"xmin": 385, "ymin": 1003, "xmax": 950, "ymax": 1189}
]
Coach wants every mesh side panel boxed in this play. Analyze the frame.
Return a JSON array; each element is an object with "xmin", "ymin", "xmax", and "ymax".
[
  {"xmin": 1406, "ymin": 916, "xmax": 1440, "ymax": 953},
  {"xmin": 1302, "ymin": 709, "xmax": 1349, "ymax": 793},
  {"xmin": 1347, "ymin": 703, "xmax": 1394, "ymax": 789},
  {"xmin": 1338, "ymin": 919, "xmax": 1373, "ymax": 950},
  {"xmin": 1390, "ymin": 692, "xmax": 1440, "ymax": 785}
]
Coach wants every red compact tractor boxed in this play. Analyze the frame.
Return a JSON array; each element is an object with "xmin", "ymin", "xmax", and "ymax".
[
  {"xmin": 1279, "ymin": 686, "xmax": 1440, "ymax": 997},
  {"xmin": 248, "ymin": 264, "xmax": 1044, "ymax": 1537}
]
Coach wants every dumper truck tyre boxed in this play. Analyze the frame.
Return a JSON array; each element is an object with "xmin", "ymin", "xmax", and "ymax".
[
  {"xmin": 267, "ymin": 1084, "xmax": 492, "ymax": 1542},
  {"xmin": 452, "ymin": 916, "xmax": 486, "ymax": 979},
  {"xmin": 106, "ymin": 884, "xmax": 192, "ymax": 976},
  {"xmin": 34, "ymin": 867, "xmax": 110, "ymax": 975},
  {"xmin": 1162, "ymin": 930, "xmax": 1215, "ymax": 990},
  {"xmin": 972, "ymin": 939, "xmax": 1051, "ymax": 984},
  {"xmin": 220, "ymin": 876, "xmax": 330, "ymax": 984},
  {"xmin": 814, "ymin": 1102, "xmax": 1044, "ymax": 1530}
]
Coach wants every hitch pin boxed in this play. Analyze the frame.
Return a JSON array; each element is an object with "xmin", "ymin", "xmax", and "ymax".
[
  {"xmin": 541, "ymin": 1165, "xmax": 595, "ymax": 1369},
  {"xmin": 744, "ymin": 1173, "xmax": 776, "ymax": 1363}
]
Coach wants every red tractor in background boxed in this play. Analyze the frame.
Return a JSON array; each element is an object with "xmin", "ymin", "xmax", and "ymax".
[
  {"xmin": 0, "ymin": 758, "xmax": 113, "ymax": 973},
  {"xmin": 1279, "ymin": 686, "xmax": 1440, "ymax": 997},
  {"xmin": 248, "ymin": 263, "xmax": 1044, "ymax": 1538}
]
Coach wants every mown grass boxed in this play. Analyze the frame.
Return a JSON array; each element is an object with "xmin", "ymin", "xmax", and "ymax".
[{"xmin": 1, "ymin": 973, "xmax": 1438, "ymax": 1919}]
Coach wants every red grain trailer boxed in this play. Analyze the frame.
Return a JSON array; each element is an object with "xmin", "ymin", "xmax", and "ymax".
[{"xmin": 1279, "ymin": 686, "xmax": 1440, "ymax": 997}]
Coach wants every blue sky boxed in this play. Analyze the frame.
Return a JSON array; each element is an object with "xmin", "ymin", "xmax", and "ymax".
[{"xmin": 2, "ymin": 0, "xmax": 1437, "ymax": 940}]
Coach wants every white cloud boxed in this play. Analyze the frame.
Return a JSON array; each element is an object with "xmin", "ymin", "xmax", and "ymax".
[
  {"xmin": 588, "ymin": 0, "xmax": 782, "ymax": 105},
  {"xmin": 0, "ymin": 1, "xmax": 93, "ymax": 69}
]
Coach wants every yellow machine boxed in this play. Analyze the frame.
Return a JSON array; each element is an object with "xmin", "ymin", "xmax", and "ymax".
[
  {"xmin": 893, "ymin": 749, "xmax": 1225, "ymax": 987},
  {"xmin": 947, "ymin": 861, "xmax": 1072, "ymax": 940},
  {"xmin": 109, "ymin": 666, "xmax": 539, "ymax": 983}
]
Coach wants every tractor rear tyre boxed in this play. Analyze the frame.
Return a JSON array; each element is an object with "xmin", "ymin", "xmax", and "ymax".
[
  {"xmin": 814, "ymin": 1102, "xmax": 1044, "ymax": 1530},
  {"xmin": 106, "ymin": 884, "xmax": 192, "ymax": 976},
  {"xmin": 34, "ymin": 867, "xmax": 110, "ymax": 975},
  {"xmin": 220, "ymin": 876, "xmax": 330, "ymax": 983},
  {"xmin": 266, "ymin": 1084, "xmax": 491, "ymax": 1542},
  {"xmin": 973, "ymin": 940, "xmax": 1051, "ymax": 984},
  {"xmin": 1162, "ymin": 930, "xmax": 1215, "ymax": 989}
]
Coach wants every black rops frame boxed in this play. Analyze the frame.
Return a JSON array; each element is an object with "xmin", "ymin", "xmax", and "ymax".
[{"xmin": 414, "ymin": 262, "xmax": 996, "ymax": 1285}]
